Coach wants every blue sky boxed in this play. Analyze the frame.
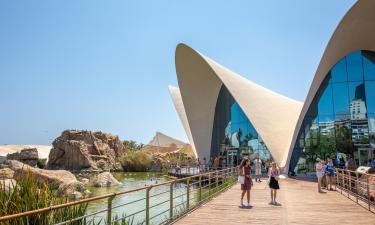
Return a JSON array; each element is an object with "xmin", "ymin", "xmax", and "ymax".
[{"xmin": 0, "ymin": 0, "xmax": 356, "ymax": 145}]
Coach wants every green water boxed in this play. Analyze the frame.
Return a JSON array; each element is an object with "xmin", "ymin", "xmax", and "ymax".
[
  {"xmin": 86, "ymin": 172, "xmax": 191, "ymax": 225},
  {"xmin": 87, "ymin": 172, "xmax": 166, "ymax": 196}
]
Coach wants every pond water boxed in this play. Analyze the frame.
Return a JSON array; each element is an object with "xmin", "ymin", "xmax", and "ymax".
[{"xmin": 86, "ymin": 172, "xmax": 194, "ymax": 225}]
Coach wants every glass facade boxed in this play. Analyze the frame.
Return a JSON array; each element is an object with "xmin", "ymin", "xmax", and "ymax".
[
  {"xmin": 290, "ymin": 50, "xmax": 375, "ymax": 173},
  {"xmin": 211, "ymin": 86, "xmax": 271, "ymax": 166}
]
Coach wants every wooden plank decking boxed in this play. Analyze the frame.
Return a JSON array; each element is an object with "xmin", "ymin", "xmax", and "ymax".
[{"xmin": 174, "ymin": 178, "xmax": 375, "ymax": 225}]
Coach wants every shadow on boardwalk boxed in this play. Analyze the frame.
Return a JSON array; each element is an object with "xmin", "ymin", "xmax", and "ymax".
[{"xmin": 173, "ymin": 178, "xmax": 375, "ymax": 225}]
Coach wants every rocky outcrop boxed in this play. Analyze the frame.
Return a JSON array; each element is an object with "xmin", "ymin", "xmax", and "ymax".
[
  {"xmin": 56, "ymin": 181, "xmax": 87, "ymax": 199},
  {"xmin": 5, "ymin": 160, "xmax": 84, "ymax": 197},
  {"xmin": 47, "ymin": 130, "xmax": 125, "ymax": 172},
  {"xmin": 91, "ymin": 172, "xmax": 121, "ymax": 187},
  {"xmin": 0, "ymin": 168, "xmax": 15, "ymax": 179},
  {"xmin": 149, "ymin": 155, "xmax": 166, "ymax": 172},
  {"xmin": 0, "ymin": 167, "xmax": 16, "ymax": 193},
  {"xmin": 0, "ymin": 179, "xmax": 16, "ymax": 193},
  {"xmin": 7, "ymin": 148, "xmax": 39, "ymax": 167},
  {"xmin": 0, "ymin": 156, "xmax": 6, "ymax": 164}
]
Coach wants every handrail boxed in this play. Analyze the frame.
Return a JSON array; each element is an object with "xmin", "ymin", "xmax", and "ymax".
[
  {"xmin": 334, "ymin": 168, "xmax": 374, "ymax": 213},
  {"xmin": 0, "ymin": 166, "xmax": 238, "ymax": 224}
]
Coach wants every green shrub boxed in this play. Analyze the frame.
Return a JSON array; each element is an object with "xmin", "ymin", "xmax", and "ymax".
[
  {"xmin": 119, "ymin": 151, "xmax": 152, "ymax": 172},
  {"xmin": 37, "ymin": 158, "xmax": 47, "ymax": 169},
  {"xmin": 0, "ymin": 171, "xmax": 87, "ymax": 225},
  {"xmin": 123, "ymin": 140, "xmax": 143, "ymax": 151}
]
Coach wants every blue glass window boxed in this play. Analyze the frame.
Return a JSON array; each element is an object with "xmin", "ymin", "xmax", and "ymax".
[
  {"xmin": 331, "ymin": 58, "xmax": 347, "ymax": 83},
  {"xmin": 363, "ymin": 51, "xmax": 375, "ymax": 81},
  {"xmin": 367, "ymin": 114, "xmax": 375, "ymax": 148},
  {"xmin": 365, "ymin": 81, "xmax": 375, "ymax": 113},
  {"xmin": 332, "ymin": 83, "xmax": 349, "ymax": 120},
  {"xmin": 348, "ymin": 82, "xmax": 367, "ymax": 119},
  {"xmin": 317, "ymin": 81, "xmax": 334, "ymax": 115},
  {"xmin": 211, "ymin": 86, "xmax": 271, "ymax": 164},
  {"xmin": 290, "ymin": 50, "xmax": 375, "ymax": 172},
  {"xmin": 347, "ymin": 51, "xmax": 364, "ymax": 82}
]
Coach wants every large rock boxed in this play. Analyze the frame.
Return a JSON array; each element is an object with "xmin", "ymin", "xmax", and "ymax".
[
  {"xmin": 47, "ymin": 130, "xmax": 125, "ymax": 172},
  {"xmin": 0, "ymin": 179, "xmax": 17, "ymax": 193},
  {"xmin": 5, "ymin": 160, "xmax": 84, "ymax": 197},
  {"xmin": 0, "ymin": 156, "xmax": 6, "ymax": 164},
  {"xmin": 56, "ymin": 181, "xmax": 86, "ymax": 198},
  {"xmin": 91, "ymin": 172, "xmax": 121, "ymax": 187},
  {"xmin": 0, "ymin": 168, "xmax": 15, "ymax": 179},
  {"xmin": 7, "ymin": 148, "xmax": 39, "ymax": 167}
]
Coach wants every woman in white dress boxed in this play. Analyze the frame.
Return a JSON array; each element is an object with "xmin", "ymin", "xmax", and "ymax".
[
  {"xmin": 315, "ymin": 158, "xmax": 324, "ymax": 193},
  {"xmin": 254, "ymin": 157, "xmax": 262, "ymax": 182}
]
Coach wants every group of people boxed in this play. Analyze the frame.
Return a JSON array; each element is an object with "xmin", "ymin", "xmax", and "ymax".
[
  {"xmin": 238, "ymin": 157, "xmax": 280, "ymax": 208},
  {"xmin": 315, "ymin": 158, "xmax": 335, "ymax": 193}
]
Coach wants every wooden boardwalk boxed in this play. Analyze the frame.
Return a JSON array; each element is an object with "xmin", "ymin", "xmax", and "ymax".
[{"xmin": 174, "ymin": 178, "xmax": 375, "ymax": 225}]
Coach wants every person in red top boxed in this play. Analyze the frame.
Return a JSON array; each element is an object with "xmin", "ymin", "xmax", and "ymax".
[
  {"xmin": 239, "ymin": 158, "xmax": 253, "ymax": 207},
  {"xmin": 213, "ymin": 156, "xmax": 220, "ymax": 169}
]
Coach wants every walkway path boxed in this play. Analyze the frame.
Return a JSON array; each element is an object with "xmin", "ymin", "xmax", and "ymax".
[{"xmin": 174, "ymin": 178, "xmax": 374, "ymax": 225}]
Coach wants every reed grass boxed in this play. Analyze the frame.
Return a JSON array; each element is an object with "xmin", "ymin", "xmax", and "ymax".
[{"xmin": 0, "ymin": 170, "xmax": 87, "ymax": 225}]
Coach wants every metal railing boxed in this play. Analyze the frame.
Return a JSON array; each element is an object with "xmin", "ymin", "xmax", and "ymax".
[
  {"xmin": 167, "ymin": 165, "xmax": 229, "ymax": 177},
  {"xmin": 335, "ymin": 168, "xmax": 375, "ymax": 213},
  {"xmin": 0, "ymin": 167, "xmax": 238, "ymax": 225}
]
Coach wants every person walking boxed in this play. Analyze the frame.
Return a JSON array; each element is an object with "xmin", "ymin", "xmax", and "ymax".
[
  {"xmin": 268, "ymin": 162, "xmax": 280, "ymax": 205},
  {"xmin": 254, "ymin": 156, "xmax": 262, "ymax": 182},
  {"xmin": 315, "ymin": 158, "xmax": 325, "ymax": 193},
  {"xmin": 214, "ymin": 156, "xmax": 220, "ymax": 170},
  {"xmin": 239, "ymin": 159, "xmax": 253, "ymax": 207},
  {"xmin": 321, "ymin": 159, "xmax": 327, "ymax": 189},
  {"xmin": 326, "ymin": 158, "xmax": 335, "ymax": 191}
]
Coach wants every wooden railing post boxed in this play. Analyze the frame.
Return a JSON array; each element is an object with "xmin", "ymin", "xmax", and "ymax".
[
  {"xmin": 186, "ymin": 178, "xmax": 190, "ymax": 210},
  {"xmin": 198, "ymin": 175, "xmax": 202, "ymax": 202},
  {"xmin": 208, "ymin": 173, "xmax": 211, "ymax": 196},
  {"xmin": 146, "ymin": 186, "xmax": 152, "ymax": 225},
  {"xmin": 367, "ymin": 174, "xmax": 370, "ymax": 211},
  {"xmin": 348, "ymin": 170, "xmax": 351, "ymax": 198},
  {"xmin": 335, "ymin": 169, "xmax": 338, "ymax": 191},
  {"xmin": 170, "ymin": 182, "xmax": 173, "ymax": 221},
  {"xmin": 342, "ymin": 169, "xmax": 344, "ymax": 194},
  {"xmin": 215, "ymin": 171, "xmax": 219, "ymax": 189},
  {"xmin": 107, "ymin": 195, "xmax": 115, "ymax": 225},
  {"xmin": 355, "ymin": 172, "xmax": 359, "ymax": 204}
]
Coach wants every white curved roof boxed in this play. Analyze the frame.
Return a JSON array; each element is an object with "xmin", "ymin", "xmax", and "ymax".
[
  {"xmin": 147, "ymin": 131, "xmax": 186, "ymax": 148},
  {"xmin": 168, "ymin": 86, "xmax": 198, "ymax": 158},
  {"xmin": 286, "ymin": 0, "xmax": 375, "ymax": 171},
  {"xmin": 173, "ymin": 44, "xmax": 303, "ymax": 167}
]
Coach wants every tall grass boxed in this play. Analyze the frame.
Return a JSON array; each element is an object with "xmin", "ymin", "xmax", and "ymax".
[{"xmin": 0, "ymin": 171, "xmax": 87, "ymax": 225}]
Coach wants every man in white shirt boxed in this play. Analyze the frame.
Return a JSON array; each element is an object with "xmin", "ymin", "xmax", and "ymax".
[{"xmin": 254, "ymin": 156, "xmax": 262, "ymax": 182}]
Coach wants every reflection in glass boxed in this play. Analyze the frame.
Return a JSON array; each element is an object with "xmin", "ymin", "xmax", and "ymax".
[
  {"xmin": 347, "ymin": 51, "xmax": 364, "ymax": 82},
  {"xmin": 290, "ymin": 50, "xmax": 375, "ymax": 173},
  {"xmin": 317, "ymin": 76, "xmax": 334, "ymax": 115},
  {"xmin": 211, "ymin": 86, "xmax": 272, "ymax": 166},
  {"xmin": 365, "ymin": 81, "xmax": 375, "ymax": 113},
  {"xmin": 363, "ymin": 51, "xmax": 375, "ymax": 81},
  {"xmin": 330, "ymin": 58, "xmax": 347, "ymax": 83},
  {"xmin": 332, "ymin": 83, "xmax": 350, "ymax": 120},
  {"xmin": 368, "ymin": 114, "xmax": 375, "ymax": 148}
]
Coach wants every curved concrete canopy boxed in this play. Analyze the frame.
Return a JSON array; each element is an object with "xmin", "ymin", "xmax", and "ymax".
[
  {"xmin": 175, "ymin": 44, "xmax": 303, "ymax": 167},
  {"xmin": 168, "ymin": 85, "xmax": 198, "ymax": 158},
  {"xmin": 286, "ymin": 0, "xmax": 375, "ymax": 171}
]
